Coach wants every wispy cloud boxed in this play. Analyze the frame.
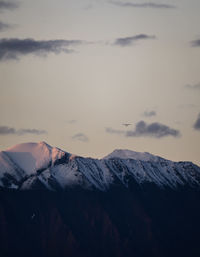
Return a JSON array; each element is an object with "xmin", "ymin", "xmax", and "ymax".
[
  {"xmin": 0, "ymin": 126, "xmax": 47, "ymax": 135},
  {"xmin": 0, "ymin": 38, "xmax": 85, "ymax": 60},
  {"xmin": 106, "ymin": 121, "xmax": 180, "ymax": 138},
  {"xmin": 72, "ymin": 133, "xmax": 89, "ymax": 142},
  {"xmin": 178, "ymin": 104, "xmax": 197, "ymax": 109},
  {"xmin": 185, "ymin": 83, "xmax": 200, "ymax": 90},
  {"xmin": 0, "ymin": 1, "xmax": 19, "ymax": 11},
  {"xmin": 143, "ymin": 110, "xmax": 156, "ymax": 117},
  {"xmin": 67, "ymin": 119, "xmax": 77, "ymax": 124},
  {"xmin": 109, "ymin": 1, "xmax": 176, "ymax": 9},
  {"xmin": 191, "ymin": 39, "xmax": 200, "ymax": 47},
  {"xmin": 0, "ymin": 126, "xmax": 15, "ymax": 135},
  {"xmin": 105, "ymin": 127, "xmax": 124, "ymax": 135},
  {"xmin": 193, "ymin": 113, "xmax": 200, "ymax": 130},
  {"xmin": 114, "ymin": 34, "xmax": 156, "ymax": 47},
  {"xmin": 0, "ymin": 1, "xmax": 19, "ymax": 32},
  {"xmin": 0, "ymin": 21, "xmax": 12, "ymax": 31},
  {"xmin": 17, "ymin": 129, "xmax": 47, "ymax": 136}
]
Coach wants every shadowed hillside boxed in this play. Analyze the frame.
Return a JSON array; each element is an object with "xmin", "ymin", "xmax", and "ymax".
[{"xmin": 0, "ymin": 186, "xmax": 200, "ymax": 257}]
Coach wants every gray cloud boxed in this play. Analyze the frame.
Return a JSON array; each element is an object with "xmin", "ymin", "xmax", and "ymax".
[
  {"xmin": 0, "ymin": 126, "xmax": 16, "ymax": 135},
  {"xmin": 0, "ymin": 1, "xmax": 19, "ymax": 31},
  {"xmin": 143, "ymin": 110, "xmax": 156, "ymax": 117},
  {"xmin": 0, "ymin": 38, "xmax": 84, "ymax": 60},
  {"xmin": 72, "ymin": 133, "xmax": 89, "ymax": 142},
  {"xmin": 193, "ymin": 113, "xmax": 200, "ymax": 130},
  {"xmin": 105, "ymin": 127, "xmax": 125, "ymax": 135},
  {"xmin": 109, "ymin": 1, "xmax": 176, "ymax": 9},
  {"xmin": 185, "ymin": 83, "xmax": 200, "ymax": 90},
  {"xmin": 114, "ymin": 34, "xmax": 156, "ymax": 47},
  {"xmin": 126, "ymin": 121, "xmax": 180, "ymax": 138},
  {"xmin": 106, "ymin": 121, "xmax": 180, "ymax": 138},
  {"xmin": 0, "ymin": 126, "xmax": 47, "ymax": 135},
  {"xmin": 17, "ymin": 129, "xmax": 47, "ymax": 136},
  {"xmin": 0, "ymin": 21, "xmax": 12, "ymax": 31},
  {"xmin": 0, "ymin": 1, "xmax": 18, "ymax": 11},
  {"xmin": 191, "ymin": 39, "xmax": 200, "ymax": 47}
]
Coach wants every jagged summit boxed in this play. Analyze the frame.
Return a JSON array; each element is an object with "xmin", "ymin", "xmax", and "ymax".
[
  {"xmin": 0, "ymin": 142, "xmax": 200, "ymax": 191},
  {"xmin": 104, "ymin": 149, "xmax": 166, "ymax": 162}
]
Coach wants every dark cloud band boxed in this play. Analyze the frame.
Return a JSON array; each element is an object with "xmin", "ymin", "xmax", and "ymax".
[
  {"xmin": 0, "ymin": 1, "xmax": 18, "ymax": 11},
  {"xmin": 110, "ymin": 1, "xmax": 176, "ymax": 9},
  {"xmin": 0, "ymin": 126, "xmax": 47, "ymax": 135},
  {"xmin": 114, "ymin": 34, "xmax": 156, "ymax": 47},
  {"xmin": 0, "ymin": 38, "xmax": 84, "ymax": 60},
  {"xmin": 106, "ymin": 121, "xmax": 180, "ymax": 138},
  {"xmin": 126, "ymin": 121, "xmax": 180, "ymax": 138}
]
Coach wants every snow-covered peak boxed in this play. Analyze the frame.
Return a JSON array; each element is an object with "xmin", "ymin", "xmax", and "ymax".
[
  {"xmin": 104, "ymin": 149, "xmax": 165, "ymax": 162},
  {"xmin": 4, "ymin": 142, "xmax": 67, "ymax": 175},
  {"xmin": 0, "ymin": 142, "xmax": 200, "ymax": 191},
  {"xmin": 6, "ymin": 141, "xmax": 50, "ymax": 153}
]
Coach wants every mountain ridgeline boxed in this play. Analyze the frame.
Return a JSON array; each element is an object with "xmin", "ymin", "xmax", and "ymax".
[
  {"xmin": 0, "ymin": 142, "xmax": 200, "ymax": 191},
  {"xmin": 0, "ymin": 142, "xmax": 200, "ymax": 257}
]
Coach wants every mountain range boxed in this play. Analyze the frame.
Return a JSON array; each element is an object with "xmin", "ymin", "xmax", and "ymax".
[
  {"xmin": 0, "ymin": 141, "xmax": 200, "ymax": 191},
  {"xmin": 0, "ymin": 142, "xmax": 200, "ymax": 257}
]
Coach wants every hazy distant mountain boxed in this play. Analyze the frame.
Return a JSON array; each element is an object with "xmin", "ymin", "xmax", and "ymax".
[{"xmin": 0, "ymin": 142, "xmax": 200, "ymax": 257}]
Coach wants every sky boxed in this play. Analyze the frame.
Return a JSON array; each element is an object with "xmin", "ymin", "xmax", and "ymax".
[{"xmin": 0, "ymin": 0, "xmax": 200, "ymax": 164}]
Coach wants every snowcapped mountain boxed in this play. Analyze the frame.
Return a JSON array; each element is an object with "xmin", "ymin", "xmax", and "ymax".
[
  {"xmin": 0, "ymin": 142, "xmax": 200, "ymax": 191},
  {"xmin": 104, "ymin": 149, "xmax": 166, "ymax": 162},
  {"xmin": 1, "ymin": 142, "xmax": 200, "ymax": 257},
  {"xmin": 4, "ymin": 142, "xmax": 67, "ymax": 175}
]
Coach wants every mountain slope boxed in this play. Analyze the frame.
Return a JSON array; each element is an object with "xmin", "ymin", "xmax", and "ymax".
[
  {"xmin": 1, "ymin": 187, "xmax": 200, "ymax": 257},
  {"xmin": 0, "ymin": 142, "xmax": 200, "ymax": 191}
]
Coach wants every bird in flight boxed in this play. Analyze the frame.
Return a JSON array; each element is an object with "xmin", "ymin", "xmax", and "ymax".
[{"xmin": 122, "ymin": 123, "xmax": 132, "ymax": 127}]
